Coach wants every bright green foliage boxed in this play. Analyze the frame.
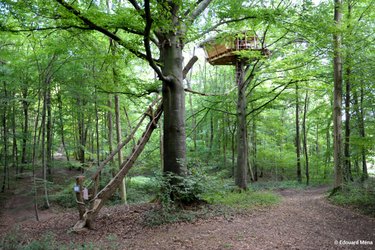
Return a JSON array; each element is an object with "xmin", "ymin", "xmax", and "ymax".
[
  {"xmin": 204, "ymin": 190, "xmax": 280, "ymax": 210},
  {"xmin": 329, "ymin": 179, "xmax": 375, "ymax": 217},
  {"xmin": 0, "ymin": 0, "xmax": 374, "ymax": 216}
]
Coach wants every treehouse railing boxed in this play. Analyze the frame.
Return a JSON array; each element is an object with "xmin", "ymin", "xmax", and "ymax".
[{"xmin": 201, "ymin": 33, "xmax": 269, "ymax": 65}]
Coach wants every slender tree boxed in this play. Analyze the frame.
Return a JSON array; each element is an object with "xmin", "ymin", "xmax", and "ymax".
[
  {"xmin": 302, "ymin": 91, "xmax": 309, "ymax": 186},
  {"xmin": 343, "ymin": 0, "xmax": 353, "ymax": 182},
  {"xmin": 20, "ymin": 85, "xmax": 29, "ymax": 171},
  {"xmin": 295, "ymin": 83, "xmax": 302, "ymax": 183},
  {"xmin": 1, "ymin": 82, "xmax": 8, "ymax": 192}
]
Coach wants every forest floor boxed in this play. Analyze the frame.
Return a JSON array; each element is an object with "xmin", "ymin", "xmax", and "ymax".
[{"xmin": 1, "ymin": 175, "xmax": 375, "ymax": 249}]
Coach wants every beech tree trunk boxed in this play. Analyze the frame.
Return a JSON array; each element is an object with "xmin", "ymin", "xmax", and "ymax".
[
  {"xmin": 353, "ymin": 86, "xmax": 368, "ymax": 180},
  {"xmin": 223, "ymin": 113, "xmax": 228, "ymax": 169},
  {"xmin": 114, "ymin": 94, "xmax": 127, "ymax": 203},
  {"xmin": 31, "ymin": 91, "xmax": 42, "ymax": 220},
  {"xmin": 333, "ymin": 0, "xmax": 344, "ymax": 189},
  {"xmin": 251, "ymin": 117, "xmax": 258, "ymax": 182},
  {"xmin": 1, "ymin": 82, "xmax": 8, "ymax": 192},
  {"xmin": 160, "ymin": 35, "xmax": 187, "ymax": 176},
  {"xmin": 295, "ymin": 84, "xmax": 302, "ymax": 183},
  {"xmin": 344, "ymin": 1, "xmax": 353, "ymax": 182},
  {"xmin": 235, "ymin": 61, "xmax": 248, "ymax": 189},
  {"xmin": 12, "ymin": 96, "xmax": 19, "ymax": 175},
  {"xmin": 344, "ymin": 66, "xmax": 352, "ymax": 182},
  {"xmin": 324, "ymin": 119, "xmax": 331, "ymax": 179},
  {"xmin": 57, "ymin": 91, "xmax": 70, "ymax": 162},
  {"xmin": 359, "ymin": 86, "xmax": 367, "ymax": 180},
  {"xmin": 21, "ymin": 87, "xmax": 29, "ymax": 171},
  {"xmin": 77, "ymin": 97, "xmax": 86, "ymax": 170},
  {"xmin": 107, "ymin": 98, "xmax": 114, "ymax": 168},
  {"xmin": 46, "ymin": 80, "xmax": 52, "ymax": 177},
  {"xmin": 41, "ymin": 84, "xmax": 50, "ymax": 208},
  {"xmin": 302, "ymin": 91, "xmax": 309, "ymax": 186},
  {"xmin": 209, "ymin": 114, "xmax": 214, "ymax": 154}
]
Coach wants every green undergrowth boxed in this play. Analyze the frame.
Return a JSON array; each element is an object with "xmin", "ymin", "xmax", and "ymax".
[
  {"xmin": 204, "ymin": 190, "xmax": 281, "ymax": 210},
  {"xmin": 251, "ymin": 178, "xmax": 332, "ymax": 191},
  {"xmin": 143, "ymin": 174, "xmax": 282, "ymax": 226},
  {"xmin": 143, "ymin": 188, "xmax": 281, "ymax": 227},
  {"xmin": 126, "ymin": 176, "xmax": 158, "ymax": 204},
  {"xmin": 329, "ymin": 178, "xmax": 375, "ymax": 217}
]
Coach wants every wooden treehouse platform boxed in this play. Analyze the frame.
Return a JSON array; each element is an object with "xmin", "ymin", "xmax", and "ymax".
[{"xmin": 201, "ymin": 32, "xmax": 270, "ymax": 65}]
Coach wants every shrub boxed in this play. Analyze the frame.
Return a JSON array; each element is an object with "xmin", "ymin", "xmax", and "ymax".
[{"xmin": 329, "ymin": 179, "xmax": 375, "ymax": 217}]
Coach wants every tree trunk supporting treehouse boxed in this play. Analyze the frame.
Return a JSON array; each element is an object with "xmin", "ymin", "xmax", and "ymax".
[
  {"xmin": 201, "ymin": 32, "xmax": 270, "ymax": 190},
  {"xmin": 235, "ymin": 61, "xmax": 248, "ymax": 189}
]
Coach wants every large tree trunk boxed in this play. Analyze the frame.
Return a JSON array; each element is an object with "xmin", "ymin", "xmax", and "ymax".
[
  {"xmin": 295, "ymin": 83, "xmax": 302, "ymax": 183},
  {"xmin": 235, "ymin": 61, "xmax": 248, "ymax": 189},
  {"xmin": 160, "ymin": 35, "xmax": 187, "ymax": 176},
  {"xmin": 333, "ymin": 0, "xmax": 344, "ymax": 190}
]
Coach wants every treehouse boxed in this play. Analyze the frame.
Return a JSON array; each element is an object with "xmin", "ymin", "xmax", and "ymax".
[{"xmin": 201, "ymin": 32, "xmax": 269, "ymax": 65}]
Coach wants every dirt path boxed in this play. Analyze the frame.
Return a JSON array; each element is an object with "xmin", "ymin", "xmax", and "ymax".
[
  {"xmin": 1, "ymin": 187, "xmax": 374, "ymax": 249},
  {"xmin": 0, "ymin": 174, "xmax": 56, "ymax": 232},
  {"xmin": 0, "ymin": 166, "xmax": 80, "ymax": 236},
  {"xmin": 122, "ymin": 187, "xmax": 374, "ymax": 250}
]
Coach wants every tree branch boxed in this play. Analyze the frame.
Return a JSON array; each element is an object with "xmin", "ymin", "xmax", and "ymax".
[
  {"xmin": 186, "ymin": 0, "xmax": 213, "ymax": 26},
  {"xmin": 189, "ymin": 16, "xmax": 257, "ymax": 43},
  {"xmin": 246, "ymin": 80, "xmax": 306, "ymax": 117},
  {"xmin": 97, "ymin": 86, "xmax": 159, "ymax": 97},
  {"xmin": 182, "ymin": 56, "xmax": 198, "ymax": 79},
  {"xmin": 128, "ymin": 0, "xmax": 142, "ymax": 12},
  {"xmin": 184, "ymin": 88, "xmax": 219, "ymax": 96},
  {"xmin": 0, "ymin": 25, "xmax": 93, "ymax": 32},
  {"xmin": 55, "ymin": 0, "xmax": 149, "ymax": 61},
  {"xmin": 143, "ymin": 0, "xmax": 166, "ymax": 81}
]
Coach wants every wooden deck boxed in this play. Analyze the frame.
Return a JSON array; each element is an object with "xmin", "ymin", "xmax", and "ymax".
[
  {"xmin": 201, "ymin": 33, "xmax": 269, "ymax": 65},
  {"xmin": 206, "ymin": 48, "xmax": 268, "ymax": 66}
]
